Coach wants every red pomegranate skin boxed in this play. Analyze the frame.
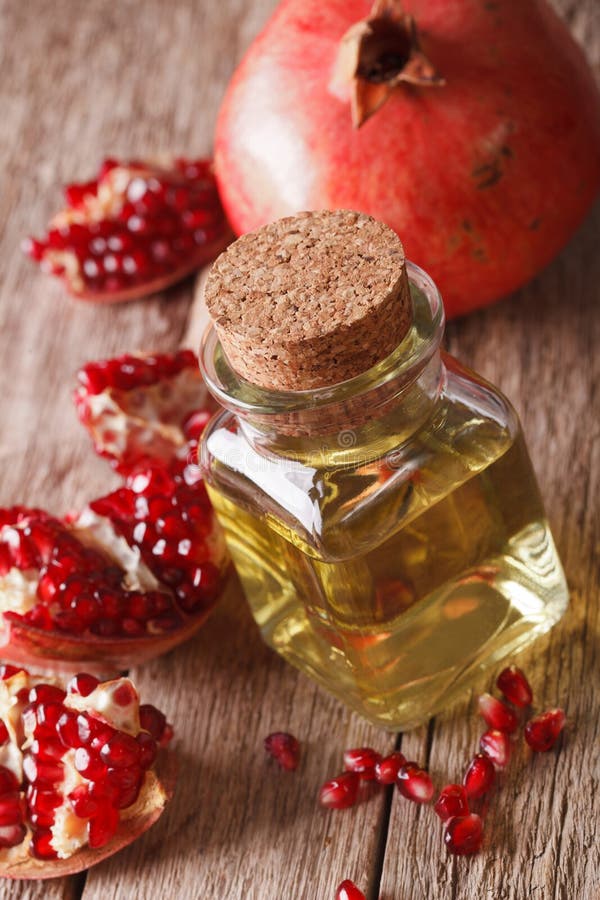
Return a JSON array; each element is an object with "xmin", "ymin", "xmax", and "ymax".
[{"xmin": 215, "ymin": 0, "xmax": 600, "ymax": 317}]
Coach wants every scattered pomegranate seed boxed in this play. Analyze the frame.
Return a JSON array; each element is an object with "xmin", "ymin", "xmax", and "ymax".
[
  {"xmin": 444, "ymin": 813, "xmax": 484, "ymax": 855},
  {"xmin": 463, "ymin": 754, "xmax": 495, "ymax": 799},
  {"xmin": 478, "ymin": 693, "xmax": 519, "ymax": 734},
  {"xmin": 336, "ymin": 879, "xmax": 366, "ymax": 900},
  {"xmin": 24, "ymin": 157, "xmax": 230, "ymax": 303},
  {"xmin": 396, "ymin": 762, "xmax": 434, "ymax": 804},
  {"xmin": 319, "ymin": 772, "xmax": 360, "ymax": 809},
  {"xmin": 496, "ymin": 666, "xmax": 533, "ymax": 707},
  {"xmin": 264, "ymin": 732, "xmax": 300, "ymax": 771},
  {"xmin": 479, "ymin": 729, "xmax": 511, "ymax": 767},
  {"xmin": 434, "ymin": 784, "xmax": 469, "ymax": 822},
  {"xmin": 524, "ymin": 709, "xmax": 566, "ymax": 752},
  {"xmin": 343, "ymin": 747, "xmax": 381, "ymax": 781},
  {"xmin": 374, "ymin": 751, "xmax": 406, "ymax": 785}
]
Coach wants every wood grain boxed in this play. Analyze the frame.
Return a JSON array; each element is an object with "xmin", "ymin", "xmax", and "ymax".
[{"xmin": 0, "ymin": 0, "xmax": 598, "ymax": 897}]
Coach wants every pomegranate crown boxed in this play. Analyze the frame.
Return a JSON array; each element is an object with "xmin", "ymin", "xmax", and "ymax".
[{"xmin": 335, "ymin": 0, "xmax": 444, "ymax": 127}]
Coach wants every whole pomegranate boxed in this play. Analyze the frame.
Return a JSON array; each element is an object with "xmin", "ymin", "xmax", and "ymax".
[{"xmin": 215, "ymin": 0, "xmax": 600, "ymax": 316}]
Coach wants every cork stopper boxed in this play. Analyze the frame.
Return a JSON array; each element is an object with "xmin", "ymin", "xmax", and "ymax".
[{"xmin": 204, "ymin": 209, "xmax": 412, "ymax": 391}]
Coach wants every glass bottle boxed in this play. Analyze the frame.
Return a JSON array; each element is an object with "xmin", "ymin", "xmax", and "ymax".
[{"xmin": 199, "ymin": 216, "xmax": 568, "ymax": 730}]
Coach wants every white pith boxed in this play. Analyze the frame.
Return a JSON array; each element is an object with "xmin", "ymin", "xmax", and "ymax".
[{"xmin": 0, "ymin": 567, "xmax": 38, "ymax": 617}]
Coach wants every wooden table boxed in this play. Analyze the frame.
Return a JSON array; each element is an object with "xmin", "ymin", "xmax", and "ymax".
[{"xmin": 1, "ymin": 1, "xmax": 598, "ymax": 897}]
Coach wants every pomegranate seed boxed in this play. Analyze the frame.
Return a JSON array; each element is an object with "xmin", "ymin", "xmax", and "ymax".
[
  {"xmin": 464, "ymin": 754, "xmax": 495, "ymax": 799},
  {"xmin": 0, "ymin": 822, "xmax": 26, "ymax": 848},
  {"xmin": 396, "ymin": 762, "xmax": 434, "ymax": 803},
  {"xmin": 99, "ymin": 732, "xmax": 141, "ymax": 768},
  {"xmin": 343, "ymin": 747, "xmax": 381, "ymax": 781},
  {"xmin": 56, "ymin": 710, "xmax": 81, "ymax": 748},
  {"xmin": 28, "ymin": 684, "xmax": 66, "ymax": 705},
  {"xmin": 264, "ymin": 732, "xmax": 300, "ymax": 771},
  {"xmin": 30, "ymin": 828, "xmax": 58, "ymax": 859},
  {"xmin": 22, "ymin": 755, "xmax": 63, "ymax": 787},
  {"xmin": 319, "ymin": 772, "xmax": 360, "ymax": 809},
  {"xmin": 30, "ymin": 737, "xmax": 65, "ymax": 762},
  {"xmin": 68, "ymin": 785, "xmax": 100, "ymax": 819},
  {"xmin": 496, "ymin": 666, "xmax": 533, "ymax": 707},
  {"xmin": 0, "ymin": 767, "xmax": 19, "ymax": 795},
  {"xmin": 32, "ymin": 702, "xmax": 64, "ymax": 735},
  {"xmin": 524, "ymin": 708, "xmax": 566, "ymax": 752},
  {"xmin": 374, "ymin": 751, "xmax": 406, "ymax": 785},
  {"xmin": 137, "ymin": 732, "xmax": 158, "ymax": 769},
  {"xmin": 479, "ymin": 729, "xmax": 511, "ymax": 767},
  {"xmin": 27, "ymin": 788, "xmax": 61, "ymax": 816},
  {"xmin": 0, "ymin": 720, "xmax": 9, "ymax": 746},
  {"xmin": 336, "ymin": 880, "xmax": 366, "ymax": 900},
  {"xmin": 0, "ymin": 794, "xmax": 23, "ymax": 826},
  {"xmin": 139, "ymin": 704, "xmax": 167, "ymax": 741},
  {"xmin": 74, "ymin": 747, "xmax": 108, "ymax": 782},
  {"xmin": 434, "ymin": 784, "xmax": 469, "ymax": 822},
  {"xmin": 88, "ymin": 804, "xmax": 120, "ymax": 848},
  {"xmin": 478, "ymin": 693, "xmax": 519, "ymax": 734},
  {"xmin": 444, "ymin": 813, "xmax": 484, "ymax": 855},
  {"xmin": 0, "ymin": 664, "xmax": 24, "ymax": 680},
  {"xmin": 67, "ymin": 672, "xmax": 100, "ymax": 697}
]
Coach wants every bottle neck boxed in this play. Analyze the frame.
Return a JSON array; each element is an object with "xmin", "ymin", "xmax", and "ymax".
[{"xmin": 200, "ymin": 261, "xmax": 445, "ymax": 466}]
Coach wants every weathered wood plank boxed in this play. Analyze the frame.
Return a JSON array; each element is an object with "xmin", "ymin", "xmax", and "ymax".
[{"xmin": 1, "ymin": 0, "xmax": 598, "ymax": 897}]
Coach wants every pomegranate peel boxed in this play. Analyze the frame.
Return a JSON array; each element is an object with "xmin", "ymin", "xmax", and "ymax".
[{"xmin": 23, "ymin": 157, "xmax": 232, "ymax": 304}]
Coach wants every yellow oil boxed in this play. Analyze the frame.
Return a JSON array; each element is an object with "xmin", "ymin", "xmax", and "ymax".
[{"xmin": 207, "ymin": 428, "xmax": 568, "ymax": 730}]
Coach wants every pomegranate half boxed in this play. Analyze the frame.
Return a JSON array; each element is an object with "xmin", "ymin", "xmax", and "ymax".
[
  {"xmin": 0, "ymin": 666, "xmax": 175, "ymax": 878},
  {"xmin": 215, "ymin": 0, "xmax": 600, "ymax": 316}
]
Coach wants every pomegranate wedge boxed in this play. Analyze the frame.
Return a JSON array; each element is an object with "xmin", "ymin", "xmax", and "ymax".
[
  {"xmin": 0, "ymin": 499, "xmax": 229, "ymax": 671},
  {"xmin": 74, "ymin": 349, "xmax": 214, "ymax": 473},
  {"xmin": 0, "ymin": 667, "xmax": 175, "ymax": 878},
  {"xmin": 23, "ymin": 157, "xmax": 232, "ymax": 303}
]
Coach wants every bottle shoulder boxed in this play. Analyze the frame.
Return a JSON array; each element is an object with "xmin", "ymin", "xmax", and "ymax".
[{"xmin": 200, "ymin": 359, "xmax": 522, "ymax": 560}]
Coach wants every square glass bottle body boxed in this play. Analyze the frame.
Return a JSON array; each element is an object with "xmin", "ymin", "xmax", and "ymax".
[{"xmin": 200, "ymin": 265, "xmax": 568, "ymax": 729}]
